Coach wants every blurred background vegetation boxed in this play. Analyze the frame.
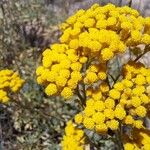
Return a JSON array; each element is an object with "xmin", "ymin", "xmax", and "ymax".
[{"xmin": 0, "ymin": 0, "xmax": 150, "ymax": 149}]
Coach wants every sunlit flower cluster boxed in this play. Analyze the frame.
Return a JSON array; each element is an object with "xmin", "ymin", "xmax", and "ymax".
[
  {"xmin": 123, "ymin": 129, "xmax": 150, "ymax": 150},
  {"xmin": 36, "ymin": 43, "xmax": 86, "ymax": 99},
  {"xmin": 0, "ymin": 69, "xmax": 24, "ymax": 103},
  {"xmin": 61, "ymin": 121, "xmax": 86, "ymax": 150},
  {"xmin": 74, "ymin": 62, "xmax": 150, "ymax": 133},
  {"xmin": 75, "ymin": 82, "xmax": 118, "ymax": 133},
  {"xmin": 107, "ymin": 62, "xmax": 150, "ymax": 129},
  {"xmin": 36, "ymin": 3, "xmax": 150, "ymax": 101},
  {"xmin": 60, "ymin": 3, "xmax": 150, "ymax": 62},
  {"xmin": 121, "ymin": 62, "xmax": 150, "ymax": 128}
]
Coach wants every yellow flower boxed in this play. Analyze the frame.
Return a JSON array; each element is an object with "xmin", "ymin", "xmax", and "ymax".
[
  {"xmin": 0, "ymin": 90, "xmax": 9, "ymax": 103},
  {"xmin": 101, "ymin": 48, "xmax": 114, "ymax": 61},
  {"xmin": 71, "ymin": 62, "xmax": 82, "ymax": 71},
  {"xmin": 140, "ymin": 94, "xmax": 150, "ymax": 104},
  {"xmin": 121, "ymin": 21, "xmax": 133, "ymax": 30},
  {"xmin": 84, "ymin": 18, "xmax": 95, "ymax": 27},
  {"xmin": 107, "ymin": 17, "xmax": 117, "ymax": 26},
  {"xmin": 131, "ymin": 30, "xmax": 141, "ymax": 42},
  {"xmin": 114, "ymin": 106, "xmax": 126, "ymax": 120},
  {"xmin": 67, "ymin": 79, "xmax": 78, "ymax": 90},
  {"xmin": 109, "ymin": 89, "xmax": 121, "ymax": 99},
  {"xmin": 106, "ymin": 119, "xmax": 119, "ymax": 130},
  {"xmin": 142, "ymin": 34, "xmax": 150, "ymax": 44},
  {"xmin": 104, "ymin": 109, "xmax": 115, "ymax": 119},
  {"xmin": 71, "ymin": 71, "xmax": 82, "ymax": 81},
  {"xmin": 131, "ymin": 96, "xmax": 141, "ymax": 107},
  {"xmin": 96, "ymin": 20, "xmax": 107, "ymax": 29},
  {"xmin": 84, "ymin": 106, "xmax": 95, "ymax": 117},
  {"xmin": 83, "ymin": 117, "xmax": 95, "ymax": 130},
  {"xmin": 46, "ymin": 71, "xmax": 57, "ymax": 82},
  {"xmin": 124, "ymin": 115, "xmax": 134, "ymax": 125},
  {"xmin": 94, "ymin": 100, "xmax": 105, "ymax": 111},
  {"xmin": 36, "ymin": 66, "xmax": 44, "ymax": 76},
  {"xmin": 84, "ymin": 72, "xmax": 98, "ymax": 84},
  {"xmin": 45, "ymin": 83, "xmax": 58, "ymax": 96},
  {"xmin": 74, "ymin": 113, "xmax": 83, "ymax": 124},
  {"xmin": 122, "ymin": 79, "xmax": 133, "ymax": 88},
  {"xmin": 132, "ymin": 86, "xmax": 145, "ymax": 95},
  {"xmin": 134, "ymin": 74, "xmax": 146, "ymax": 85},
  {"xmin": 98, "ymin": 72, "xmax": 107, "ymax": 80},
  {"xmin": 61, "ymin": 87, "xmax": 73, "ymax": 99},
  {"xmin": 79, "ymin": 56, "xmax": 88, "ymax": 64},
  {"xmin": 114, "ymin": 82, "xmax": 124, "ymax": 91},
  {"xmin": 69, "ymin": 39, "xmax": 79, "ymax": 49},
  {"xmin": 135, "ymin": 106, "xmax": 147, "ymax": 117},
  {"xmin": 92, "ymin": 112, "xmax": 105, "ymax": 124},
  {"xmin": 105, "ymin": 98, "xmax": 115, "ymax": 109},
  {"xmin": 56, "ymin": 76, "xmax": 67, "ymax": 87},
  {"xmin": 133, "ymin": 120, "xmax": 143, "ymax": 129},
  {"xmin": 95, "ymin": 124, "xmax": 108, "ymax": 134},
  {"xmin": 59, "ymin": 69, "xmax": 70, "ymax": 79},
  {"xmin": 99, "ymin": 82, "xmax": 109, "ymax": 93},
  {"xmin": 92, "ymin": 91, "xmax": 102, "ymax": 101}
]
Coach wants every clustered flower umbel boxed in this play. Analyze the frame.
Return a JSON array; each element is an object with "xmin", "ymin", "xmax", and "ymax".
[
  {"xmin": 36, "ymin": 3, "xmax": 150, "ymax": 100},
  {"xmin": 36, "ymin": 44, "xmax": 85, "ymax": 99},
  {"xmin": 61, "ymin": 121, "xmax": 86, "ymax": 150},
  {"xmin": 36, "ymin": 3, "xmax": 150, "ymax": 150},
  {"xmin": 74, "ymin": 62, "xmax": 150, "ymax": 134},
  {"xmin": 0, "ymin": 69, "xmax": 24, "ymax": 103},
  {"xmin": 60, "ymin": 3, "xmax": 150, "ymax": 59},
  {"xmin": 123, "ymin": 128, "xmax": 150, "ymax": 150}
]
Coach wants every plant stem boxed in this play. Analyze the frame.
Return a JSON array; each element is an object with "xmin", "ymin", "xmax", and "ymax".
[
  {"xmin": 115, "ymin": 123, "xmax": 124, "ymax": 150},
  {"xmin": 76, "ymin": 84, "xmax": 86, "ymax": 108},
  {"xmin": 128, "ymin": 0, "xmax": 132, "ymax": 7}
]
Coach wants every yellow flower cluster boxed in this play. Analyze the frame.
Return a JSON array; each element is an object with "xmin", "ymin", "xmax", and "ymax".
[
  {"xmin": 36, "ymin": 4, "xmax": 150, "ymax": 101},
  {"xmin": 0, "ymin": 69, "xmax": 24, "ymax": 103},
  {"xmin": 75, "ymin": 83, "xmax": 119, "ymax": 134},
  {"xmin": 105, "ymin": 62, "xmax": 150, "ymax": 129},
  {"xmin": 36, "ymin": 43, "xmax": 86, "ymax": 99},
  {"xmin": 61, "ymin": 121, "xmax": 86, "ymax": 150},
  {"xmin": 120, "ymin": 62, "xmax": 150, "ymax": 128},
  {"xmin": 123, "ymin": 129, "xmax": 150, "ymax": 150},
  {"xmin": 60, "ymin": 3, "xmax": 150, "ymax": 62},
  {"xmin": 74, "ymin": 61, "xmax": 150, "ymax": 133}
]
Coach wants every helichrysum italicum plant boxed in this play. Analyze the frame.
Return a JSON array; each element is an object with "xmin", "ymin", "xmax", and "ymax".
[
  {"xmin": 0, "ymin": 69, "xmax": 24, "ymax": 103},
  {"xmin": 36, "ymin": 3, "xmax": 150, "ymax": 150}
]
